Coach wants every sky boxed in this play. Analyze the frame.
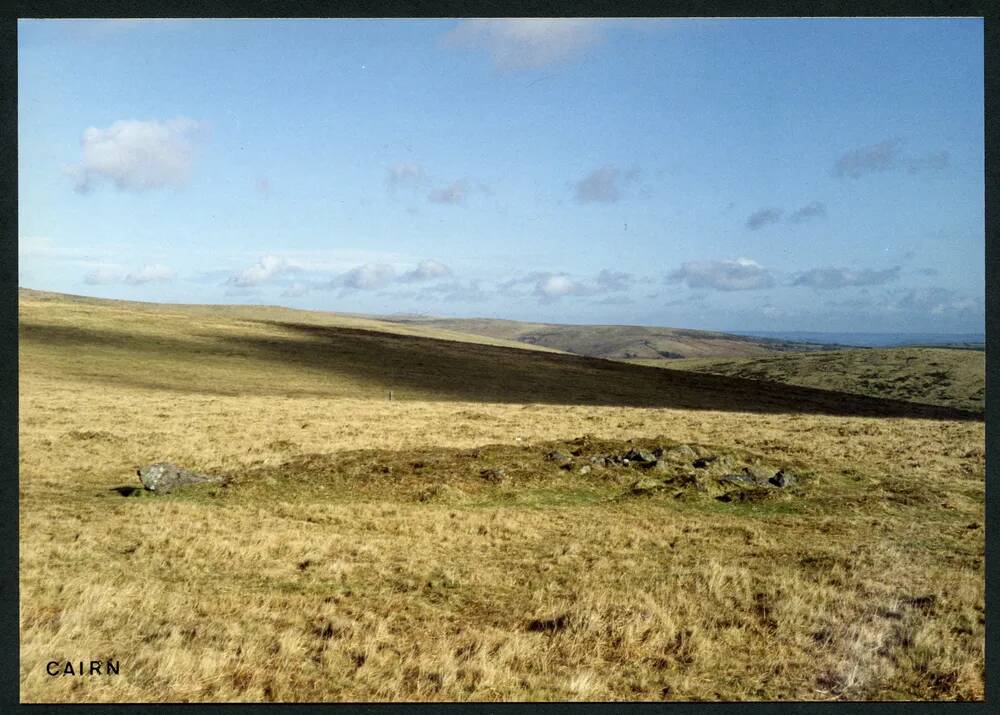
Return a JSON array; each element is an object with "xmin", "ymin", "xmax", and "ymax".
[{"xmin": 17, "ymin": 18, "xmax": 985, "ymax": 333}]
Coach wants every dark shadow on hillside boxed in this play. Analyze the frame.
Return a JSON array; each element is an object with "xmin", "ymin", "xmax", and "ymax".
[
  {"xmin": 19, "ymin": 320, "xmax": 983, "ymax": 421},
  {"xmin": 234, "ymin": 321, "xmax": 983, "ymax": 420}
]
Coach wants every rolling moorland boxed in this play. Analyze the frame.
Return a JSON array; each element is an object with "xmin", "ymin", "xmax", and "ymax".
[
  {"xmin": 385, "ymin": 316, "xmax": 822, "ymax": 361},
  {"xmin": 18, "ymin": 289, "xmax": 984, "ymax": 702},
  {"xmin": 639, "ymin": 349, "xmax": 985, "ymax": 415}
]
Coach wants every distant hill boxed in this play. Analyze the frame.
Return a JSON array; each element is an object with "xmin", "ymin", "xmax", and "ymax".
[
  {"xmin": 654, "ymin": 348, "xmax": 985, "ymax": 414},
  {"xmin": 734, "ymin": 330, "xmax": 985, "ymax": 349},
  {"xmin": 17, "ymin": 289, "xmax": 978, "ymax": 420},
  {"xmin": 383, "ymin": 316, "xmax": 823, "ymax": 361}
]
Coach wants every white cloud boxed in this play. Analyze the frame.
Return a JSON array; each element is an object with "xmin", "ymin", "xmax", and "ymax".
[
  {"xmin": 125, "ymin": 264, "xmax": 176, "ymax": 284},
  {"xmin": 536, "ymin": 274, "xmax": 585, "ymax": 299},
  {"xmin": 668, "ymin": 258, "xmax": 775, "ymax": 291},
  {"xmin": 330, "ymin": 263, "xmax": 396, "ymax": 291},
  {"xmin": 66, "ymin": 117, "xmax": 204, "ymax": 193},
  {"xmin": 445, "ymin": 19, "xmax": 607, "ymax": 71},
  {"xmin": 226, "ymin": 255, "xmax": 296, "ymax": 288},
  {"xmin": 399, "ymin": 260, "xmax": 452, "ymax": 283},
  {"xmin": 500, "ymin": 268, "xmax": 634, "ymax": 303},
  {"xmin": 83, "ymin": 262, "xmax": 177, "ymax": 285}
]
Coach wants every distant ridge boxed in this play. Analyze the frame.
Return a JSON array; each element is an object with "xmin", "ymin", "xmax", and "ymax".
[
  {"xmin": 735, "ymin": 330, "xmax": 985, "ymax": 349},
  {"xmin": 384, "ymin": 316, "xmax": 824, "ymax": 361}
]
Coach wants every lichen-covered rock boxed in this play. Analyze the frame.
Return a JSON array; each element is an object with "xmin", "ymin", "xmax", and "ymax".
[
  {"xmin": 661, "ymin": 444, "xmax": 698, "ymax": 461},
  {"xmin": 624, "ymin": 448, "xmax": 656, "ymax": 463},
  {"xmin": 629, "ymin": 477, "xmax": 666, "ymax": 495},
  {"xmin": 719, "ymin": 473, "xmax": 756, "ymax": 487},
  {"xmin": 137, "ymin": 462, "xmax": 222, "ymax": 493}
]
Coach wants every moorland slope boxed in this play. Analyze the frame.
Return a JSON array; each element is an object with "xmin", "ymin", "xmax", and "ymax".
[{"xmin": 655, "ymin": 348, "xmax": 985, "ymax": 414}]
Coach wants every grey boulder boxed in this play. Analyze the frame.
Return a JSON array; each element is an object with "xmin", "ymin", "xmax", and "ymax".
[
  {"xmin": 137, "ymin": 462, "xmax": 222, "ymax": 493},
  {"xmin": 624, "ymin": 448, "xmax": 656, "ymax": 463}
]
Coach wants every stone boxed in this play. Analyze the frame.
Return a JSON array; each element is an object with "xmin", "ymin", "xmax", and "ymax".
[
  {"xmin": 137, "ymin": 463, "xmax": 222, "ymax": 493},
  {"xmin": 630, "ymin": 477, "xmax": 666, "ymax": 495},
  {"xmin": 719, "ymin": 473, "xmax": 756, "ymax": 487},
  {"xmin": 546, "ymin": 450, "xmax": 569, "ymax": 462},
  {"xmin": 578, "ymin": 465, "xmax": 592, "ymax": 475},
  {"xmin": 649, "ymin": 459, "xmax": 670, "ymax": 472},
  {"xmin": 669, "ymin": 444, "xmax": 699, "ymax": 460},
  {"xmin": 770, "ymin": 470, "xmax": 796, "ymax": 488},
  {"xmin": 624, "ymin": 448, "xmax": 656, "ymax": 463},
  {"xmin": 746, "ymin": 465, "xmax": 777, "ymax": 483},
  {"xmin": 693, "ymin": 456, "xmax": 718, "ymax": 469}
]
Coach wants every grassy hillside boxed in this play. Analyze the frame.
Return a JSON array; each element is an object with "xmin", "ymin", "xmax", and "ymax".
[
  {"xmin": 18, "ymin": 290, "xmax": 984, "ymax": 702},
  {"xmin": 653, "ymin": 348, "xmax": 985, "ymax": 414},
  {"xmin": 386, "ymin": 316, "xmax": 821, "ymax": 360},
  {"xmin": 17, "ymin": 290, "xmax": 977, "ymax": 420},
  {"xmin": 18, "ymin": 288, "xmax": 565, "ymax": 354}
]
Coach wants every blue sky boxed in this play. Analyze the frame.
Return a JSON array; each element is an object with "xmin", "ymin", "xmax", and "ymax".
[{"xmin": 18, "ymin": 18, "xmax": 984, "ymax": 333}]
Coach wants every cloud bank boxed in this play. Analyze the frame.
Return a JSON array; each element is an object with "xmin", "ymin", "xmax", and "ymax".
[
  {"xmin": 499, "ymin": 268, "xmax": 634, "ymax": 303},
  {"xmin": 832, "ymin": 139, "xmax": 950, "ymax": 179},
  {"xmin": 84, "ymin": 263, "xmax": 176, "ymax": 285},
  {"xmin": 399, "ymin": 260, "xmax": 452, "ymax": 283},
  {"xmin": 668, "ymin": 258, "xmax": 775, "ymax": 291},
  {"xmin": 793, "ymin": 266, "xmax": 900, "ymax": 289},
  {"xmin": 226, "ymin": 255, "xmax": 296, "ymax": 288}
]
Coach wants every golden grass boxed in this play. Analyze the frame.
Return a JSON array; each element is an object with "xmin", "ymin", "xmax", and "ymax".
[
  {"xmin": 18, "ymin": 292, "xmax": 984, "ymax": 702},
  {"xmin": 653, "ymin": 348, "xmax": 985, "ymax": 414}
]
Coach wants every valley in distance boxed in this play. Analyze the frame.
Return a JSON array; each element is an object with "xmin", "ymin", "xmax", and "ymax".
[{"xmin": 19, "ymin": 287, "xmax": 984, "ymax": 702}]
